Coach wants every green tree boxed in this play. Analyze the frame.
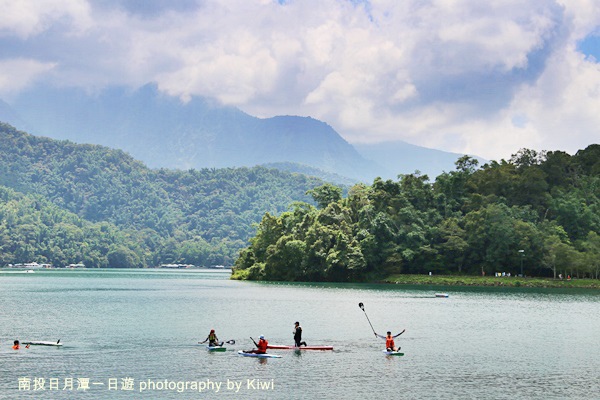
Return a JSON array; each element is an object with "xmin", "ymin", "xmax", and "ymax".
[
  {"xmin": 106, "ymin": 246, "xmax": 143, "ymax": 268},
  {"xmin": 307, "ymin": 183, "xmax": 343, "ymax": 209}
]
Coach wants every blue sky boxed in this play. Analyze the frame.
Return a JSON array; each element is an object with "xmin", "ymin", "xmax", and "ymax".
[
  {"xmin": 1, "ymin": 0, "xmax": 599, "ymax": 160},
  {"xmin": 578, "ymin": 34, "xmax": 600, "ymax": 60}
]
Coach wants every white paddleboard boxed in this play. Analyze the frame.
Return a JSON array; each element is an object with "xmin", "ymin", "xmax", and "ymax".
[
  {"xmin": 22, "ymin": 341, "xmax": 63, "ymax": 347},
  {"xmin": 206, "ymin": 346, "xmax": 227, "ymax": 352},
  {"xmin": 382, "ymin": 350, "xmax": 404, "ymax": 356},
  {"xmin": 237, "ymin": 350, "xmax": 281, "ymax": 358}
]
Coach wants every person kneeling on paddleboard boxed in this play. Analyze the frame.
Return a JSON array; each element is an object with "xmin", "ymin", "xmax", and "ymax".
[
  {"xmin": 375, "ymin": 330, "xmax": 405, "ymax": 352},
  {"xmin": 200, "ymin": 329, "xmax": 223, "ymax": 347},
  {"xmin": 248, "ymin": 335, "xmax": 268, "ymax": 354},
  {"xmin": 294, "ymin": 322, "xmax": 307, "ymax": 347}
]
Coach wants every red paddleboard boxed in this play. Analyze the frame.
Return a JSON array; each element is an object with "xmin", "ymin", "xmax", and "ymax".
[{"xmin": 267, "ymin": 345, "xmax": 333, "ymax": 350}]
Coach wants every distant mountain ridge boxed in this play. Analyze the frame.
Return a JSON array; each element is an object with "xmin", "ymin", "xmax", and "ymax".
[
  {"xmin": 2, "ymin": 85, "xmax": 380, "ymax": 181},
  {"xmin": 354, "ymin": 141, "xmax": 486, "ymax": 180},
  {"xmin": 1, "ymin": 84, "xmax": 473, "ymax": 181}
]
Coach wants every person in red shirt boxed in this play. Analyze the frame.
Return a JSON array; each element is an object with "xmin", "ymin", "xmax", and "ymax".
[
  {"xmin": 375, "ymin": 329, "xmax": 405, "ymax": 352},
  {"xmin": 249, "ymin": 335, "xmax": 268, "ymax": 354}
]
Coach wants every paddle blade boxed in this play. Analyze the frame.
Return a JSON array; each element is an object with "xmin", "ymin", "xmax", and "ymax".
[{"xmin": 358, "ymin": 302, "xmax": 365, "ymax": 311}]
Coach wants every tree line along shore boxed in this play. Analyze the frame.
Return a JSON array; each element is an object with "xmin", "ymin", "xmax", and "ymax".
[
  {"xmin": 234, "ymin": 146, "xmax": 600, "ymax": 283},
  {"xmin": 1, "ymin": 123, "xmax": 599, "ymax": 283},
  {"xmin": 379, "ymin": 274, "xmax": 600, "ymax": 289}
]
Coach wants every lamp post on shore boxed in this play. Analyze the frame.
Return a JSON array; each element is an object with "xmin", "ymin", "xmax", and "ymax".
[{"xmin": 518, "ymin": 249, "xmax": 525, "ymax": 277}]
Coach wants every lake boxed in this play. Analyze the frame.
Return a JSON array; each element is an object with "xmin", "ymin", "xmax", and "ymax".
[{"xmin": 0, "ymin": 269, "xmax": 598, "ymax": 399}]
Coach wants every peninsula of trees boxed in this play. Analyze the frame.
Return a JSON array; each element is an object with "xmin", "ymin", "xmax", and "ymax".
[{"xmin": 233, "ymin": 146, "xmax": 600, "ymax": 282}]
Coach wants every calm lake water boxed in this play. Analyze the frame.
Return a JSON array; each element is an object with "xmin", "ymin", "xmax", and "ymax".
[{"xmin": 0, "ymin": 269, "xmax": 598, "ymax": 399}]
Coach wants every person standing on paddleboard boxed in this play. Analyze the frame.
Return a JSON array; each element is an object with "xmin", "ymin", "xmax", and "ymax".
[
  {"xmin": 375, "ymin": 330, "xmax": 405, "ymax": 352},
  {"xmin": 200, "ymin": 329, "xmax": 223, "ymax": 347},
  {"xmin": 294, "ymin": 322, "xmax": 307, "ymax": 347}
]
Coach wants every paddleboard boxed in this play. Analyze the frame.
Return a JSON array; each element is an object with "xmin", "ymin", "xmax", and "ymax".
[
  {"xmin": 22, "ymin": 341, "xmax": 62, "ymax": 347},
  {"xmin": 383, "ymin": 350, "xmax": 404, "ymax": 356},
  {"xmin": 435, "ymin": 293, "xmax": 449, "ymax": 298},
  {"xmin": 267, "ymin": 345, "xmax": 333, "ymax": 350},
  {"xmin": 206, "ymin": 346, "xmax": 226, "ymax": 352},
  {"xmin": 237, "ymin": 351, "xmax": 281, "ymax": 358}
]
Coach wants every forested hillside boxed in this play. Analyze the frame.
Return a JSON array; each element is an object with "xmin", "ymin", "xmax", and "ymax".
[
  {"xmin": 234, "ymin": 147, "xmax": 600, "ymax": 282},
  {"xmin": 0, "ymin": 123, "xmax": 325, "ymax": 267},
  {"xmin": 0, "ymin": 186, "xmax": 146, "ymax": 268}
]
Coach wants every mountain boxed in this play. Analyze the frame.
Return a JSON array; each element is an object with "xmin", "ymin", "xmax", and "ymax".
[
  {"xmin": 0, "ymin": 99, "xmax": 28, "ymax": 131},
  {"xmin": 1, "ymin": 83, "xmax": 483, "ymax": 182},
  {"xmin": 353, "ymin": 140, "xmax": 486, "ymax": 180},
  {"xmin": 4, "ymin": 84, "xmax": 383, "ymax": 182}
]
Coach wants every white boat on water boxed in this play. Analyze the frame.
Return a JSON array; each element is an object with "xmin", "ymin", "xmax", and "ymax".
[
  {"xmin": 160, "ymin": 264, "xmax": 193, "ymax": 269},
  {"xmin": 7, "ymin": 262, "xmax": 50, "ymax": 269}
]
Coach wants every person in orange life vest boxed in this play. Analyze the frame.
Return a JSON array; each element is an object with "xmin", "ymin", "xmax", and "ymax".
[
  {"xmin": 375, "ymin": 329, "xmax": 405, "ymax": 352},
  {"xmin": 249, "ymin": 335, "xmax": 268, "ymax": 354},
  {"xmin": 200, "ymin": 329, "xmax": 223, "ymax": 347},
  {"xmin": 13, "ymin": 340, "xmax": 30, "ymax": 350}
]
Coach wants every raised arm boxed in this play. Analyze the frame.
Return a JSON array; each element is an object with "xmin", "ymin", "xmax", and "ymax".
[{"xmin": 393, "ymin": 329, "xmax": 406, "ymax": 338}]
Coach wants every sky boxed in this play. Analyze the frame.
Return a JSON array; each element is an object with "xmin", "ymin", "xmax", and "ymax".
[{"xmin": 1, "ymin": 0, "xmax": 600, "ymax": 160}]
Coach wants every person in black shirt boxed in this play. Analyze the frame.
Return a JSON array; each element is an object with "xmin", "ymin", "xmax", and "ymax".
[{"xmin": 294, "ymin": 321, "xmax": 307, "ymax": 347}]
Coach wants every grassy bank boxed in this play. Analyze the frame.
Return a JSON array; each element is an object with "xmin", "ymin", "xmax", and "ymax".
[{"xmin": 381, "ymin": 274, "xmax": 600, "ymax": 289}]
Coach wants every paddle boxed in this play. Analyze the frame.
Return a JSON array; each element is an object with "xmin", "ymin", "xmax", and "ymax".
[
  {"xmin": 242, "ymin": 336, "xmax": 260, "ymax": 353},
  {"xmin": 199, "ymin": 339, "xmax": 235, "ymax": 346},
  {"xmin": 358, "ymin": 302, "xmax": 377, "ymax": 336}
]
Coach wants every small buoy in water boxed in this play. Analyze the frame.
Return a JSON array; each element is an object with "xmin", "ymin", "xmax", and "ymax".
[{"xmin": 435, "ymin": 293, "xmax": 449, "ymax": 298}]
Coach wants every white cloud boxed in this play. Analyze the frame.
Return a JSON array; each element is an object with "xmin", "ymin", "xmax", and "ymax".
[
  {"xmin": 2, "ymin": 0, "xmax": 600, "ymax": 159},
  {"xmin": 0, "ymin": 59, "xmax": 57, "ymax": 96},
  {"xmin": 0, "ymin": 0, "xmax": 92, "ymax": 38}
]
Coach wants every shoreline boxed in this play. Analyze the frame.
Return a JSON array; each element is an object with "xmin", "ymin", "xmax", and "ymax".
[{"xmin": 380, "ymin": 274, "xmax": 600, "ymax": 289}]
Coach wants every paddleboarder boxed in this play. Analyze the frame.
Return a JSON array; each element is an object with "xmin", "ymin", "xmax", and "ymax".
[
  {"xmin": 200, "ymin": 329, "xmax": 223, "ymax": 347},
  {"xmin": 248, "ymin": 335, "xmax": 268, "ymax": 354},
  {"xmin": 294, "ymin": 322, "xmax": 307, "ymax": 347},
  {"xmin": 375, "ymin": 330, "xmax": 405, "ymax": 352}
]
